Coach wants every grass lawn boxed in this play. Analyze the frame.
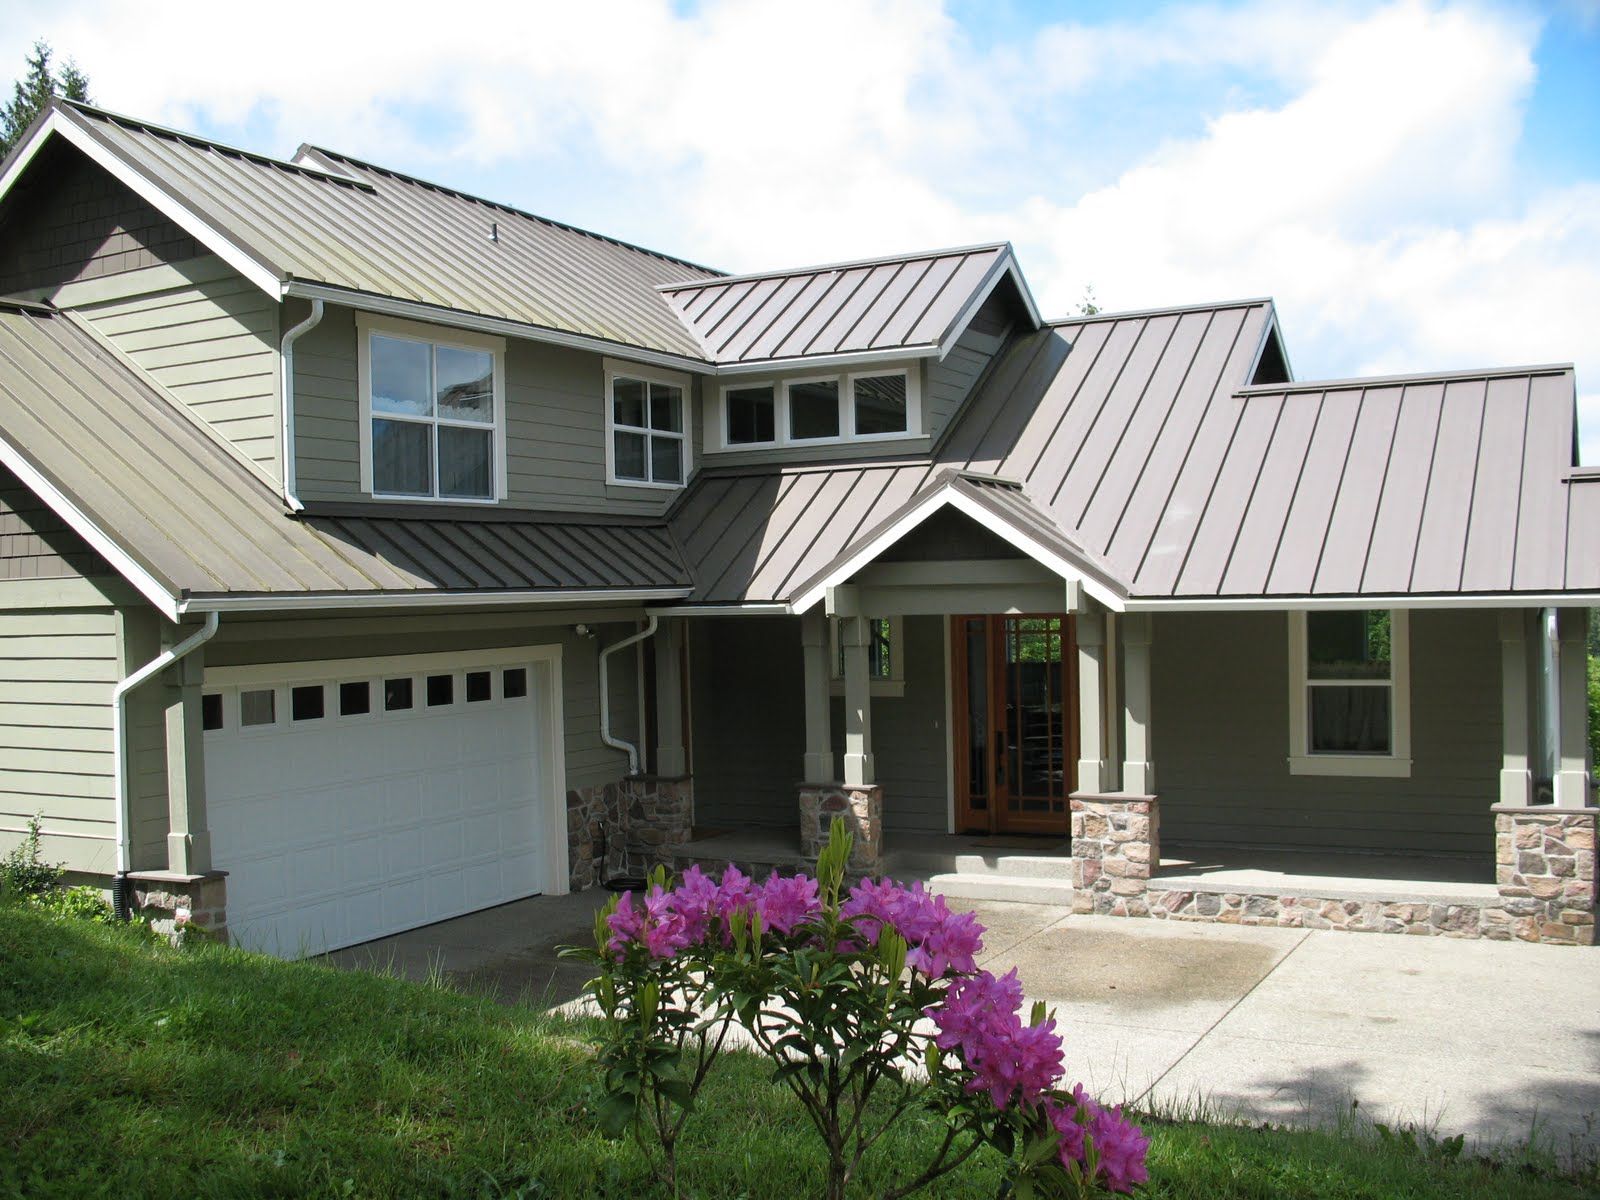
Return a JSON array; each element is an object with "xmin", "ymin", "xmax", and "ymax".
[{"xmin": 1, "ymin": 902, "xmax": 1593, "ymax": 1200}]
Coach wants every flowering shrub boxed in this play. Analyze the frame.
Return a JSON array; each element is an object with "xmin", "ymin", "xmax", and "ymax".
[{"xmin": 567, "ymin": 819, "xmax": 1147, "ymax": 1199}]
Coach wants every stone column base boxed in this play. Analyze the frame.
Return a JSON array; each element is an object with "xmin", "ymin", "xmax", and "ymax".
[
  {"xmin": 1069, "ymin": 793, "xmax": 1159, "ymax": 917},
  {"xmin": 127, "ymin": 870, "xmax": 228, "ymax": 943},
  {"xmin": 567, "ymin": 776, "xmax": 695, "ymax": 890},
  {"xmin": 799, "ymin": 782, "xmax": 883, "ymax": 873},
  {"xmin": 1492, "ymin": 804, "xmax": 1596, "ymax": 945}
]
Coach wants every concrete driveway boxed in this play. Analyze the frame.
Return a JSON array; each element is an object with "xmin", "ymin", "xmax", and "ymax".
[{"xmin": 325, "ymin": 892, "xmax": 1600, "ymax": 1157}]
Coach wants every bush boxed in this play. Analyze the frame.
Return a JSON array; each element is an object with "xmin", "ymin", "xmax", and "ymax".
[
  {"xmin": 1588, "ymin": 652, "xmax": 1598, "ymax": 768},
  {"xmin": 40, "ymin": 885, "xmax": 114, "ymax": 923},
  {"xmin": 0, "ymin": 815, "xmax": 64, "ymax": 899}
]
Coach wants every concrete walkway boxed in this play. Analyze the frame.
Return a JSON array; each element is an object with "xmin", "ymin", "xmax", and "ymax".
[{"xmin": 324, "ymin": 891, "xmax": 1600, "ymax": 1157}]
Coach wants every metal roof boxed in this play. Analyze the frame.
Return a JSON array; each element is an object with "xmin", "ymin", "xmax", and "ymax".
[
  {"xmin": 44, "ymin": 101, "xmax": 720, "ymax": 360},
  {"xmin": 659, "ymin": 244, "xmax": 1036, "ymax": 366},
  {"xmin": 0, "ymin": 302, "xmax": 691, "ymax": 611},
  {"xmin": 672, "ymin": 299, "xmax": 1596, "ymax": 606}
]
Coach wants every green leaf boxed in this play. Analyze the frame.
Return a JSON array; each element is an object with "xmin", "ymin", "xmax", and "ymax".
[{"xmin": 596, "ymin": 1093, "xmax": 636, "ymax": 1137}]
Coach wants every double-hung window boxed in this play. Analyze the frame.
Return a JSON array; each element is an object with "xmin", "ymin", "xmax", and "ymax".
[
  {"xmin": 1288, "ymin": 610, "xmax": 1411, "ymax": 776},
  {"xmin": 606, "ymin": 360, "xmax": 690, "ymax": 488},
  {"xmin": 359, "ymin": 316, "xmax": 505, "ymax": 502},
  {"xmin": 717, "ymin": 368, "xmax": 920, "ymax": 450}
]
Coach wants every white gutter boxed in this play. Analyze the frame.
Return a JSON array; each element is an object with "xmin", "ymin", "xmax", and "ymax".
[
  {"xmin": 179, "ymin": 587, "xmax": 693, "ymax": 614},
  {"xmin": 278, "ymin": 299, "xmax": 324, "ymax": 512},
  {"xmin": 112, "ymin": 612, "xmax": 220, "ymax": 916},
  {"xmin": 598, "ymin": 616, "xmax": 658, "ymax": 775}
]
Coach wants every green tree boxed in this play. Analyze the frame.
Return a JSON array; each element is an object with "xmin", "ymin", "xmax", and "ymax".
[
  {"xmin": 1076, "ymin": 285, "xmax": 1101, "ymax": 316},
  {"xmin": 0, "ymin": 40, "xmax": 90, "ymax": 160},
  {"xmin": 1589, "ymin": 609, "xmax": 1598, "ymax": 766}
]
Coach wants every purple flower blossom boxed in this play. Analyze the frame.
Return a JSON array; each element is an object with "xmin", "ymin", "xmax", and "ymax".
[
  {"xmin": 605, "ymin": 885, "xmax": 692, "ymax": 960},
  {"xmin": 756, "ymin": 872, "xmax": 822, "ymax": 936},
  {"xmin": 905, "ymin": 906, "xmax": 983, "ymax": 977},
  {"xmin": 928, "ymin": 968, "xmax": 1063, "ymax": 1107},
  {"xmin": 1045, "ymin": 1085, "xmax": 1149, "ymax": 1194},
  {"xmin": 842, "ymin": 877, "xmax": 985, "ymax": 976},
  {"xmin": 715, "ymin": 864, "xmax": 758, "ymax": 920},
  {"xmin": 670, "ymin": 865, "xmax": 720, "ymax": 943}
]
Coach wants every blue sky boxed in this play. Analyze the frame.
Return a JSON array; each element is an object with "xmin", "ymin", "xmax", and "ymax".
[{"xmin": 3, "ymin": 0, "xmax": 1597, "ymax": 459}]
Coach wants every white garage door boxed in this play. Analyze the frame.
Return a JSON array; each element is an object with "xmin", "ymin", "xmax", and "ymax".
[{"xmin": 203, "ymin": 648, "xmax": 560, "ymax": 958}]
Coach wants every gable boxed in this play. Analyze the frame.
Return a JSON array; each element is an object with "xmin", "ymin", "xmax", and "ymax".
[
  {"xmin": 0, "ymin": 462, "xmax": 112, "ymax": 581},
  {"xmin": 0, "ymin": 138, "xmax": 200, "ymax": 298},
  {"xmin": 874, "ymin": 506, "xmax": 1027, "ymax": 563}
]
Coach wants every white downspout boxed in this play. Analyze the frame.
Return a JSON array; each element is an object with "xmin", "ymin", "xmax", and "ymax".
[
  {"xmin": 112, "ymin": 612, "xmax": 220, "ymax": 918},
  {"xmin": 599, "ymin": 616, "xmax": 658, "ymax": 775},
  {"xmin": 279, "ymin": 299, "xmax": 324, "ymax": 513},
  {"xmin": 1542, "ymin": 607, "xmax": 1561, "ymax": 797}
]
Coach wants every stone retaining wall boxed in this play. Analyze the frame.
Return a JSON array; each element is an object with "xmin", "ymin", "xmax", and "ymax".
[
  {"xmin": 567, "ymin": 776, "xmax": 695, "ymax": 890},
  {"xmin": 1148, "ymin": 889, "xmax": 1496, "ymax": 937},
  {"xmin": 1068, "ymin": 794, "xmax": 1159, "ymax": 917},
  {"xmin": 799, "ymin": 783, "xmax": 883, "ymax": 873},
  {"xmin": 128, "ymin": 870, "xmax": 227, "ymax": 943},
  {"xmin": 1492, "ymin": 804, "xmax": 1595, "ymax": 945}
]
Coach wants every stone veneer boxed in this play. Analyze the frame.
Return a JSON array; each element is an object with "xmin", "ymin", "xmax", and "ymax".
[
  {"xmin": 798, "ymin": 783, "xmax": 883, "ymax": 873},
  {"xmin": 567, "ymin": 776, "xmax": 694, "ymax": 890},
  {"xmin": 127, "ymin": 870, "xmax": 228, "ymax": 942},
  {"xmin": 1069, "ymin": 794, "xmax": 1159, "ymax": 917},
  {"xmin": 1491, "ymin": 804, "xmax": 1596, "ymax": 945}
]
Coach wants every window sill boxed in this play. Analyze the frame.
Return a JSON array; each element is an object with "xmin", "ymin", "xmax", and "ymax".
[
  {"xmin": 371, "ymin": 492, "xmax": 502, "ymax": 506},
  {"xmin": 708, "ymin": 431, "xmax": 922, "ymax": 455},
  {"xmin": 606, "ymin": 477, "xmax": 686, "ymax": 492},
  {"xmin": 1288, "ymin": 754, "xmax": 1412, "ymax": 778},
  {"xmin": 830, "ymin": 680, "xmax": 905, "ymax": 698}
]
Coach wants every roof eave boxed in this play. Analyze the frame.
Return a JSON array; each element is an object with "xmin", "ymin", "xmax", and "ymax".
[{"xmin": 178, "ymin": 585, "xmax": 696, "ymax": 614}]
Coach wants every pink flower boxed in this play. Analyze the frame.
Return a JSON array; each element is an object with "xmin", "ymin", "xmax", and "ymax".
[
  {"xmin": 928, "ymin": 968, "xmax": 1063, "ymax": 1107},
  {"xmin": 669, "ymin": 865, "xmax": 720, "ymax": 943},
  {"xmin": 606, "ymin": 891, "xmax": 645, "ymax": 956},
  {"xmin": 715, "ymin": 864, "xmax": 758, "ymax": 921},
  {"xmin": 842, "ymin": 878, "xmax": 986, "ymax": 976},
  {"xmin": 756, "ymin": 873, "xmax": 821, "ymax": 936},
  {"xmin": 905, "ymin": 907, "xmax": 983, "ymax": 977},
  {"xmin": 1045, "ymin": 1085, "xmax": 1149, "ymax": 1194},
  {"xmin": 606, "ymin": 885, "xmax": 692, "ymax": 960}
]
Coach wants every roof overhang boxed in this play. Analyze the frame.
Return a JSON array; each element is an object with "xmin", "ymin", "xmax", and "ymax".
[
  {"xmin": 788, "ymin": 472, "xmax": 1128, "ymax": 615},
  {"xmin": 1123, "ymin": 592, "xmax": 1600, "ymax": 612},
  {"xmin": 178, "ymin": 586, "xmax": 695, "ymax": 614}
]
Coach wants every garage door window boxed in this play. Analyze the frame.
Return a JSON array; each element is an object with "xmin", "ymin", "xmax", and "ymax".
[
  {"xmin": 202, "ymin": 693, "xmax": 224, "ymax": 731},
  {"xmin": 339, "ymin": 681, "xmax": 371, "ymax": 716},
  {"xmin": 291, "ymin": 685, "xmax": 325, "ymax": 722},
  {"xmin": 240, "ymin": 689, "xmax": 276, "ymax": 727},
  {"xmin": 503, "ymin": 668, "xmax": 528, "ymax": 699},
  {"xmin": 426, "ymin": 674, "xmax": 454, "ymax": 706},
  {"xmin": 466, "ymin": 671, "xmax": 492, "ymax": 702},
  {"xmin": 385, "ymin": 678, "xmax": 413, "ymax": 711}
]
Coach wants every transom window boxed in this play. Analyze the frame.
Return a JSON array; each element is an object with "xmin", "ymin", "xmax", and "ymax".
[
  {"xmin": 717, "ymin": 369, "xmax": 920, "ymax": 450},
  {"xmin": 606, "ymin": 360, "xmax": 690, "ymax": 488},
  {"xmin": 1288, "ymin": 610, "xmax": 1411, "ymax": 777},
  {"xmin": 358, "ymin": 316, "xmax": 505, "ymax": 503}
]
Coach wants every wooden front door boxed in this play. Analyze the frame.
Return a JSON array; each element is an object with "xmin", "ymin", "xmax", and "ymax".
[{"xmin": 952, "ymin": 615, "xmax": 1077, "ymax": 835}]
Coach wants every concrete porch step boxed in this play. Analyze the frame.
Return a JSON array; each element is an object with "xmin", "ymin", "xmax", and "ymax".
[{"xmin": 924, "ymin": 873, "xmax": 1077, "ymax": 907}]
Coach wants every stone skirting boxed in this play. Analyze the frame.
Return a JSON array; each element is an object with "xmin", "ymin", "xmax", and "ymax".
[
  {"xmin": 127, "ymin": 870, "xmax": 227, "ymax": 943},
  {"xmin": 799, "ymin": 783, "xmax": 883, "ymax": 873},
  {"xmin": 1492, "ymin": 804, "xmax": 1596, "ymax": 945},
  {"xmin": 1068, "ymin": 794, "xmax": 1159, "ymax": 917},
  {"xmin": 567, "ymin": 776, "xmax": 694, "ymax": 890},
  {"xmin": 1147, "ymin": 888, "xmax": 1498, "ymax": 937}
]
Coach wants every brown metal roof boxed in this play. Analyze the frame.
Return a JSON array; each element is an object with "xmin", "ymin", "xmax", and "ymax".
[
  {"xmin": 0, "ymin": 302, "xmax": 691, "ymax": 608},
  {"xmin": 51, "ymin": 101, "xmax": 719, "ymax": 360},
  {"xmin": 659, "ymin": 244, "xmax": 1034, "ymax": 365},
  {"xmin": 672, "ymin": 299, "xmax": 1596, "ymax": 605}
]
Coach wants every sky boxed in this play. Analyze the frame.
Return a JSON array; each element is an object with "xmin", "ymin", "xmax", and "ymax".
[{"xmin": 2, "ymin": 0, "xmax": 1597, "ymax": 460}]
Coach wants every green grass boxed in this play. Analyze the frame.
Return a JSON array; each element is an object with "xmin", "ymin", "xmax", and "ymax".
[{"xmin": 1, "ymin": 903, "xmax": 1593, "ymax": 1199}]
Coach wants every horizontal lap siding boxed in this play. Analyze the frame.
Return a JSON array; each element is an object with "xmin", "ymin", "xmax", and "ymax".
[
  {"xmin": 293, "ymin": 303, "xmax": 694, "ymax": 515},
  {"xmin": 0, "ymin": 604, "xmax": 121, "ymax": 874},
  {"xmin": 75, "ymin": 256, "xmax": 280, "ymax": 474},
  {"xmin": 206, "ymin": 610, "xmax": 640, "ymax": 793},
  {"xmin": 1152, "ymin": 609, "xmax": 1498, "ymax": 857}
]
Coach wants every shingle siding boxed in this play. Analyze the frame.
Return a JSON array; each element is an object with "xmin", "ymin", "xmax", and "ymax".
[{"xmin": 0, "ymin": 465, "xmax": 109, "ymax": 580}]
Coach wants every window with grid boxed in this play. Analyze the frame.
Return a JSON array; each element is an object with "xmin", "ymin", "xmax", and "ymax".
[{"xmin": 608, "ymin": 366, "xmax": 688, "ymax": 487}]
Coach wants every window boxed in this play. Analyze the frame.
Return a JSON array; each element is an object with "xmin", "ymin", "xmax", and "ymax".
[
  {"xmin": 240, "ymin": 689, "xmax": 276, "ymax": 727},
  {"xmin": 426, "ymin": 674, "xmax": 455, "ymax": 707},
  {"xmin": 714, "ymin": 369, "xmax": 920, "ymax": 452},
  {"xmin": 1288, "ymin": 610, "xmax": 1411, "ymax": 776},
  {"xmin": 606, "ymin": 359, "xmax": 691, "ymax": 487},
  {"xmin": 359, "ymin": 316, "xmax": 505, "ymax": 502},
  {"xmin": 465, "ymin": 671, "xmax": 492, "ymax": 703},
  {"xmin": 339, "ymin": 681, "xmax": 371, "ymax": 717},
  {"xmin": 829, "ymin": 616, "xmax": 905, "ymax": 697},
  {"xmin": 290, "ymin": 685, "xmax": 325, "ymax": 722},
  {"xmin": 201, "ymin": 693, "xmax": 224, "ymax": 732},
  {"xmin": 502, "ymin": 667, "xmax": 528, "ymax": 699},
  {"xmin": 384, "ymin": 677, "xmax": 414, "ymax": 712}
]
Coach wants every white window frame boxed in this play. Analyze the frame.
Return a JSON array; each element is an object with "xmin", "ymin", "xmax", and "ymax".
[
  {"xmin": 711, "ymin": 367, "xmax": 922, "ymax": 453},
  {"xmin": 1287, "ymin": 609, "xmax": 1411, "ymax": 777},
  {"xmin": 605, "ymin": 357, "xmax": 693, "ymax": 490},
  {"xmin": 829, "ymin": 615, "xmax": 906, "ymax": 698},
  {"xmin": 356, "ymin": 313, "xmax": 508, "ymax": 504}
]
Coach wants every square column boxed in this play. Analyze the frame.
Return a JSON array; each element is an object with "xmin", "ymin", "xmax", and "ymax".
[
  {"xmin": 1499, "ymin": 609, "xmax": 1535, "ymax": 806},
  {"xmin": 653, "ymin": 616, "xmax": 688, "ymax": 778},
  {"xmin": 1555, "ymin": 608, "xmax": 1592, "ymax": 808},
  {"xmin": 1120, "ymin": 613, "xmax": 1154, "ymax": 795},
  {"xmin": 164, "ymin": 651, "xmax": 211, "ymax": 875},
  {"xmin": 840, "ymin": 613, "xmax": 875, "ymax": 787},
  {"xmin": 800, "ymin": 608, "xmax": 835, "ymax": 782},
  {"xmin": 1076, "ymin": 608, "xmax": 1109, "ymax": 794}
]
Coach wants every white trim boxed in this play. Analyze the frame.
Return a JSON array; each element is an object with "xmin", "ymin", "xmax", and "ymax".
[
  {"xmin": 716, "ymin": 379, "xmax": 779, "ymax": 449},
  {"xmin": 647, "ymin": 602, "xmax": 791, "ymax": 616},
  {"xmin": 712, "ymin": 344, "xmax": 937, "ymax": 376},
  {"xmin": 205, "ymin": 642, "xmax": 560, "ymax": 687},
  {"xmin": 1286, "ymin": 609, "xmax": 1412, "ymax": 777},
  {"xmin": 356, "ymin": 313, "xmax": 508, "ymax": 503},
  {"xmin": 0, "ymin": 433, "xmax": 178, "ymax": 621},
  {"xmin": 847, "ymin": 368, "xmax": 922, "ymax": 441},
  {"xmin": 288, "ymin": 282, "xmax": 708, "ymax": 376},
  {"xmin": 712, "ymin": 367, "xmax": 923, "ymax": 454},
  {"xmin": 2, "ymin": 112, "xmax": 284, "ymax": 299},
  {"xmin": 604, "ymin": 358, "xmax": 693, "ymax": 490},
  {"xmin": 933, "ymin": 252, "xmax": 1043, "ymax": 356},
  {"xmin": 1127, "ymin": 592, "xmax": 1600, "ymax": 612},
  {"xmin": 179, "ymin": 587, "xmax": 691, "ymax": 614}
]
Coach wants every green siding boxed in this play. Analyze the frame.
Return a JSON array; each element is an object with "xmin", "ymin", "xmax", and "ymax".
[
  {"xmin": 0, "ymin": 465, "xmax": 108, "ymax": 580},
  {"xmin": 925, "ymin": 308, "xmax": 1008, "ymax": 444},
  {"xmin": 1151, "ymin": 609, "xmax": 1500, "ymax": 857}
]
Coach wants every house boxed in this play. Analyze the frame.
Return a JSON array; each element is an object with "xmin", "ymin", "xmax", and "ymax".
[{"xmin": 0, "ymin": 99, "xmax": 1593, "ymax": 956}]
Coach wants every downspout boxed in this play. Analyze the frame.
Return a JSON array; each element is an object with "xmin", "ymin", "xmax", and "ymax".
[
  {"xmin": 111, "ymin": 612, "xmax": 220, "ymax": 920},
  {"xmin": 1542, "ymin": 607, "xmax": 1560, "ymax": 799},
  {"xmin": 599, "ymin": 616, "xmax": 658, "ymax": 776},
  {"xmin": 278, "ymin": 299, "xmax": 324, "ymax": 513}
]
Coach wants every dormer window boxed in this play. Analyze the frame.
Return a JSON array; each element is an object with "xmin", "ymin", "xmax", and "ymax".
[
  {"xmin": 715, "ymin": 367, "xmax": 920, "ymax": 451},
  {"xmin": 357, "ymin": 315, "xmax": 506, "ymax": 503},
  {"xmin": 606, "ymin": 360, "xmax": 691, "ymax": 489}
]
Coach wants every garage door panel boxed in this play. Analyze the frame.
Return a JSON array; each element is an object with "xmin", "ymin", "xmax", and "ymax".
[{"xmin": 206, "ymin": 653, "xmax": 554, "ymax": 958}]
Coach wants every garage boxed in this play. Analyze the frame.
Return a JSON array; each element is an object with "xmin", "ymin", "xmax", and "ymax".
[{"xmin": 202, "ymin": 646, "xmax": 565, "ymax": 957}]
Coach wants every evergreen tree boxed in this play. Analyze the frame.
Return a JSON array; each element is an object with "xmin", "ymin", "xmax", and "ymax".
[{"xmin": 0, "ymin": 40, "xmax": 91, "ymax": 160}]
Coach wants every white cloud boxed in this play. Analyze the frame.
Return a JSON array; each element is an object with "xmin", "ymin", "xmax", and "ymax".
[{"xmin": 0, "ymin": 0, "xmax": 1595, "ymax": 459}]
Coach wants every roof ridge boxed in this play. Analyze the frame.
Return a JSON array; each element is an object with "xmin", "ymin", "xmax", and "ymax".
[
  {"xmin": 1045, "ymin": 296, "xmax": 1275, "ymax": 326},
  {"xmin": 1237, "ymin": 363, "xmax": 1576, "ymax": 394},
  {"xmin": 659, "ymin": 241, "xmax": 1012, "ymax": 293},
  {"xmin": 301, "ymin": 144, "xmax": 724, "ymax": 278}
]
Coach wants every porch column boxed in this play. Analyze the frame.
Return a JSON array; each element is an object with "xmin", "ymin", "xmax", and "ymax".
[
  {"xmin": 1555, "ymin": 608, "xmax": 1592, "ymax": 807},
  {"xmin": 800, "ymin": 608, "xmax": 834, "ymax": 782},
  {"xmin": 1120, "ymin": 613, "xmax": 1154, "ymax": 795},
  {"xmin": 163, "ymin": 651, "xmax": 211, "ymax": 875},
  {"xmin": 1498, "ymin": 610, "xmax": 1534, "ymax": 806},
  {"xmin": 1076, "ymin": 607, "xmax": 1109, "ymax": 793},
  {"xmin": 840, "ymin": 614, "xmax": 875, "ymax": 787},
  {"xmin": 653, "ymin": 617, "xmax": 687, "ymax": 778}
]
